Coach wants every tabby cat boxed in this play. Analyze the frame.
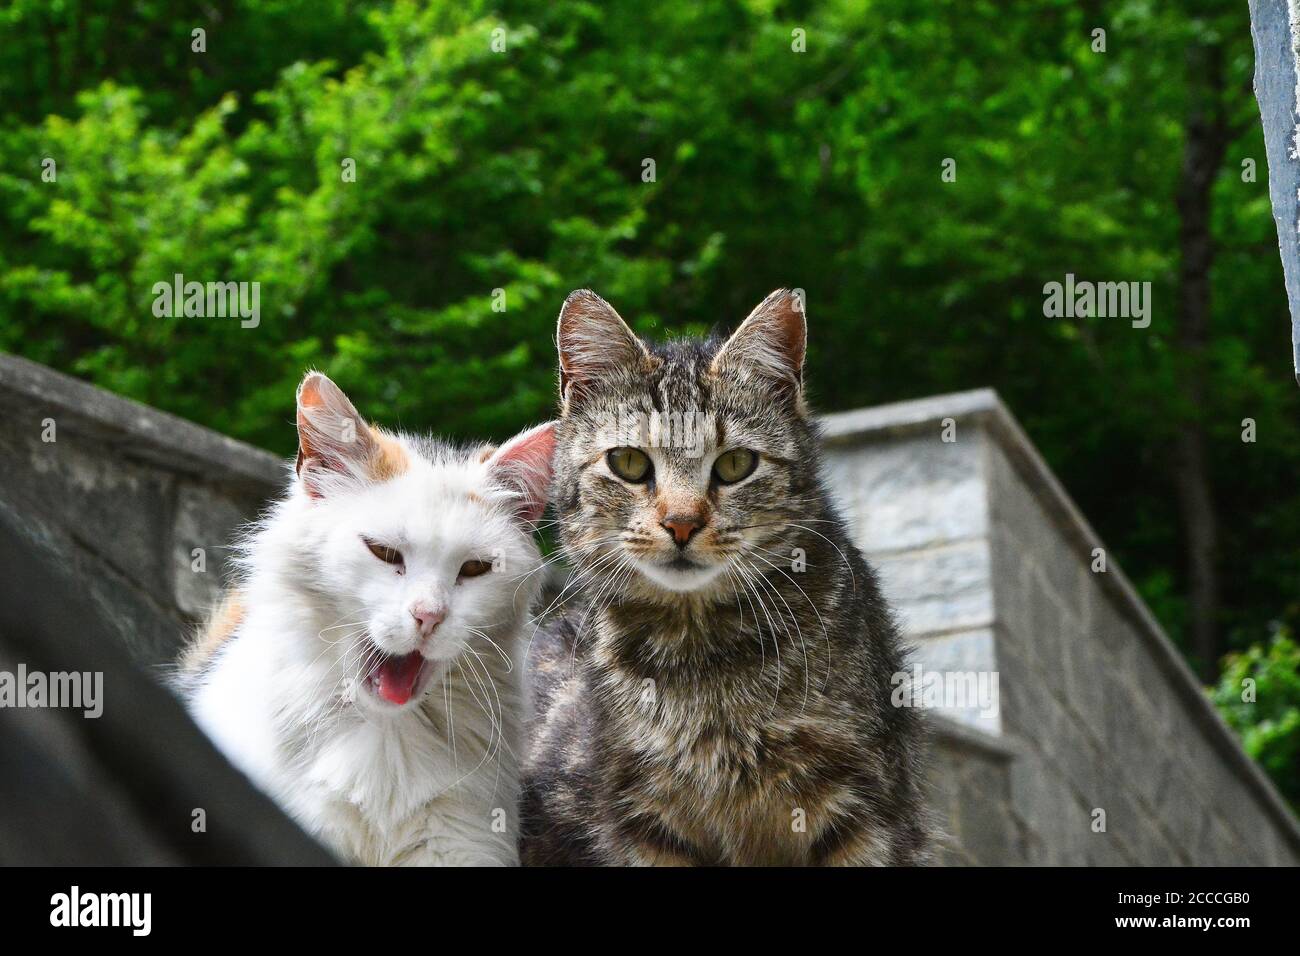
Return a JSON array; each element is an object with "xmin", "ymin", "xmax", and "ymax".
[{"xmin": 521, "ymin": 289, "xmax": 928, "ymax": 865}]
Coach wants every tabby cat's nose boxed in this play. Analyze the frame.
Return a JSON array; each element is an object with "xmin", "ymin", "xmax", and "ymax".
[{"xmin": 661, "ymin": 516, "xmax": 703, "ymax": 547}]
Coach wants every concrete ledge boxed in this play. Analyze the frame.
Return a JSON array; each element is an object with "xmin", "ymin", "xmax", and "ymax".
[
  {"xmin": 822, "ymin": 388, "xmax": 1003, "ymax": 444},
  {"xmin": 822, "ymin": 387, "xmax": 1300, "ymax": 858},
  {"xmin": 928, "ymin": 712, "xmax": 1020, "ymax": 763},
  {"xmin": 0, "ymin": 353, "xmax": 284, "ymax": 661},
  {"xmin": 0, "ymin": 353, "xmax": 282, "ymax": 495}
]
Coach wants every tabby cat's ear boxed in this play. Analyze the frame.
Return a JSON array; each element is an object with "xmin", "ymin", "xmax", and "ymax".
[
  {"xmin": 295, "ymin": 371, "xmax": 379, "ymax": 497},
  {"xmin": 711, "ymin": 289, "xmax": 807, "ymax": 394},
  {"xmin": 485, "ymin": 421, "xmax": 556, "ymax": 526},
  {"xmin": 556, "ymin": 290, "xmax": 651, "ymax": 408}
]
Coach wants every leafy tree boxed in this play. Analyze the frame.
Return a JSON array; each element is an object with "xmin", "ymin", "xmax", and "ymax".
[
  {"xmin": 1212, "ymin": 634, "xmax": 1300, "ymax": 810},
  {"xmin": 0, "ymin": 0, "xmax": 1295, "ymax": 690}
]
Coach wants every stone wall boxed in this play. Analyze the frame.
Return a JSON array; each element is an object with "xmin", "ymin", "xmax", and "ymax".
[
  {"xmin": 2, "ymin": 353, "xmax": 1297, "ymax": 864},
  {"xmin": 0, "ymin": 354, "xmax": 280, "ymax": 664},
  {"xmin": 821, "ymin": 389, "xmax": 1300, "ymax": 865},
  {"xmin": 0, "ymin": 353, "xmax": 328, "ymax": 863}
]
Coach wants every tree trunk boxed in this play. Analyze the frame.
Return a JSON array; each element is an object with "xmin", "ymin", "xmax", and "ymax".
[{"xmin": 1174, "ymin": 42, "xmax": 1227, "ymax": 681}]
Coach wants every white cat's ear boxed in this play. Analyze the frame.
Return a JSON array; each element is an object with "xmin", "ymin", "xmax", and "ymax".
[
  {"xmin": 556, "ymin": 290, "xmax": 651, "ymax": 407},
  {"xmin": 711, "ymin": 288, "xmax": 807, "ymax": 392},
  {"xmin": 485, "ymin": 421, "xmax": 556, "ymax": 526},
  {"xmin": 295, "ymin": 371, "xmax": 379, "ymax": 497}
]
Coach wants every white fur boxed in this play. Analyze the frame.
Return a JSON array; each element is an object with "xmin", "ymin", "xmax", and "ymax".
[{"xmin": 185, "ymin": 431, "xmax": 548, "ymax": 866}]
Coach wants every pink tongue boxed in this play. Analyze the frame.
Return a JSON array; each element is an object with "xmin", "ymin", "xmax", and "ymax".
[{"xmin": 376, "ymin": 652, "xmax": 425, "ymax": 705}]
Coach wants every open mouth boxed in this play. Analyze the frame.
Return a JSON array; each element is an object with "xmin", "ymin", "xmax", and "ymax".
[{"xmin": 366, "ymin": 648, "xmax": 428, "ymax": 707}]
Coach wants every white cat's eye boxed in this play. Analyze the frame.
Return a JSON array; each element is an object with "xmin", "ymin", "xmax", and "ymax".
[
  {"xmin": 364, "ymin": 538, "xmax": 404, "ymax": 569},
  {"xmin": 607, "ymin": 447, "xmax": 652, "ymax": 483},
  {"xmin": 459, "ymin": 559, "xmax": 492, "ymax": 580},
  {"xmin": 713, "ymin": 448, "xmax": 758, "ymax": 485}
]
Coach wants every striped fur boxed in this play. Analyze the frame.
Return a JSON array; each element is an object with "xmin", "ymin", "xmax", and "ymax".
[{"xmin": 521, "ymin": 290, "xmax": 929, "ymax": 866}]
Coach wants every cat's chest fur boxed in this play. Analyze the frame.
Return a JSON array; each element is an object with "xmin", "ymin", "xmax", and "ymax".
[
  {"xmin": 586, "ymin": 606, "xmax": 867, "ymax": 865},
  {"xmin": 191, "ymin": 626, "xmax": 521, "ymax": 867},
  {"xmin": 522, "ymin": 560, "xmax": 928, "ymax": 866},
  {"xmin": 291, "ymin": 712, "xmax": 506, "ymax": 865}
]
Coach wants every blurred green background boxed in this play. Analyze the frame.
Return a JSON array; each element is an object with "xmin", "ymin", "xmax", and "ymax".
[{"xmin": 0, "ymin": 1, "xmax": 1296, "ymax": 801}]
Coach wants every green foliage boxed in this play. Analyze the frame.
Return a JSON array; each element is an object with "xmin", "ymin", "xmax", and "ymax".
[
  {"xmin": 0, "ymin": 0, "xmax": 1296, "ymax": 674},
  {"xmin": 1212, "ymin": 634, "xmax": 1300, "ymax": 809}
]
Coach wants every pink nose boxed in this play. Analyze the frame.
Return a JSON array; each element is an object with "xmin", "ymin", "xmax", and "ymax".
[
  {"xmin": 661, "ymin": 515, "xmax": 703, "ymax": 546},
  {"xmin": 411, "ymin": 603, "xmax": 446, "ymax": 637}
]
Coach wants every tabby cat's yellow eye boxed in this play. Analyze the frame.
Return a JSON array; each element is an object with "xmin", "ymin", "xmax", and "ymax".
[
  {"xmin": 713, "ymin": 448, "xmax": 758, "ymax": 484},
  {"xmin": 459, "ymin": 559, "xmax": 492, "ymax": 579},
  {"xmin": 607, "ymin": 447, "xmax": 652, "ymax": 483}
]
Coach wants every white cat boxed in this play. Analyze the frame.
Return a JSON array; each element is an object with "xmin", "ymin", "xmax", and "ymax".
[{"xmin": 179, "ymin": 371, "xmax": 555, "ymax": 866}]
